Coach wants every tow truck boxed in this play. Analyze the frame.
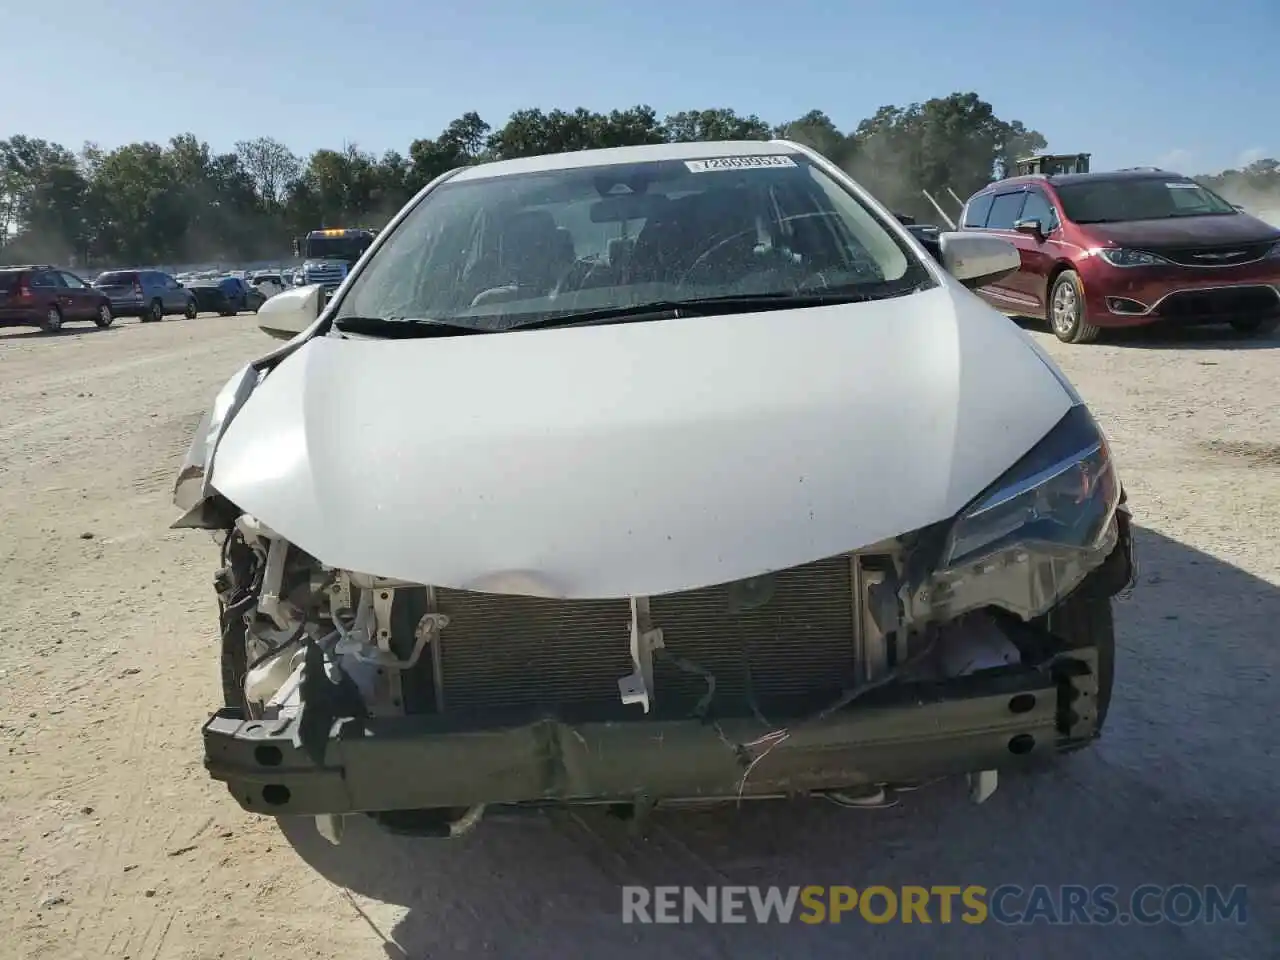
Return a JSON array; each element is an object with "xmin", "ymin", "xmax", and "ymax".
[{"xmin": 291, "ymin": 228, "xmax": 378, "ymax": 297}]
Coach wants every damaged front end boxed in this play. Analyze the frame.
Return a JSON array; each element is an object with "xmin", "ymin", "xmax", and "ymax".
[{"xmin": 190, "ymin": 398, "xmax": 1135, "ymax": 840}]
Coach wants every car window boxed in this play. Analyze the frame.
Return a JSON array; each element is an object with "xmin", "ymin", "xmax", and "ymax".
[
  {"xmin": 59, "ymin": 272, "xmax": 87, "ymax": 289},
  {"xmin": 1019, "ymin": 190, "xmax": 1058, "ymax": 230},
  {"xmin": 336, "ymin": 153, "xmax": 935, "ymax": 331},
  {"xmin": 96, "ymin": 271, "xmax": 136, "ymax": 286},
  {"xmin": 30, "ymin": 270, "xmax": 57, "ymax": 288},
  {"xmin": 962, "ymin": 193, "xmax": 995, "ymax": 228},
  {"xmin": 1056, "ymin": 178, "xmax": 1236, "ymax": 224},
  {"xmin": 985, "ymin": 192, "xmax": 1028, "ymax": 231},
  {"xmin": 0, "ymin": 272, "xmax": 19, "ymax": 291}
]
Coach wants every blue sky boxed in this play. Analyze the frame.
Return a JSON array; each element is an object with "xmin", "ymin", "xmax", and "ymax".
[{"xmin": 8, "ymin": 0, "xmax": 1275, "ymax": 175}]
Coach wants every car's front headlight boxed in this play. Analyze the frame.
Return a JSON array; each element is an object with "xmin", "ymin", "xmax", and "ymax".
[
  {"xmin": 943, "ymin": 404, "xmax": 1121, "ymax": 568},
  {"xmin": 1095, "ymin": 247, "xmax": 1172, "ymax": 268}
]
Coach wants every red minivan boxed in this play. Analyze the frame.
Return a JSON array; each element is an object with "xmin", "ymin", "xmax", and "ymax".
[{"xmin": 958, "ymin": 168, "xmax": 1280, "ymax": 343}]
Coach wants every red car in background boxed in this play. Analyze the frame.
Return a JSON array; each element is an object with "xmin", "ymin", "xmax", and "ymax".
[
  {"xmin": 0, "ymin": 265, "xmax": 115, "ymax": 333},
  {"xmin": 958, "ymin": 169, "xmax": 1280, "ymax": 343}
]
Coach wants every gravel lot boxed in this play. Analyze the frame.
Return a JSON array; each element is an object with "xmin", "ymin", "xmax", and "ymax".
[{"xmin": 1, "ymin": 313, "xmax": 1276, "ymax": 960}]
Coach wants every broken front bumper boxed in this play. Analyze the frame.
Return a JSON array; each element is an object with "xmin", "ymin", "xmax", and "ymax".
[{"xmin": 204, "ymin": 651, "xmax": 1101, "ymax": 817}]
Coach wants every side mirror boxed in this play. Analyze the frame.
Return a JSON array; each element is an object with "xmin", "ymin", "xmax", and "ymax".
[
  {"xmin": 1013, "ymin": 218, "xmax": 1045, "ymax": 239},
  {"xmin": 1231, "ymin": 204, "xmax": 1246, "ymax": 212},
  {"xmin": 257, "ymin": 283, "xmax": 323, "ymax": 340},
  {"xmin": 938, "ymin": 232, "xmax": 1021, "ymax": 290}
]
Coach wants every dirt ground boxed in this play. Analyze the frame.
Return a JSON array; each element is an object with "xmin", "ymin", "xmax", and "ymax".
[{"xmin": 1, "ymin": 313, "xmax": 1276, "ymax": 960}]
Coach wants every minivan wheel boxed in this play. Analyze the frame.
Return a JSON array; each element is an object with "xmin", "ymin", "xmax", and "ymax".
[
  {"xmin": 94, "ymin": 303, "xmax": 114, "ymax": 329},
  {"xmin": 1229, "ymin": 315, "xmax": 1279, "ymax": 337},
  {"xmin": 1048, "ymin": 271, "xmax": 1101, "ymax": 344},
  {"xmin": 184, "ymin": 300, "xmax": 198, "ymax": 319},
  {"xmin": 42, "ymin": 305, "xmax": 63, "ymax": 333},
  {"xmin": 150, "ymin": 299, "xmax": 165, "ymax": 322}
]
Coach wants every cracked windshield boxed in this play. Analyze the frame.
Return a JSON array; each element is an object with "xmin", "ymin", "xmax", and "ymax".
[{"xmin": 337, "ymin": 155, "xmax": 929, "ymax": 330}]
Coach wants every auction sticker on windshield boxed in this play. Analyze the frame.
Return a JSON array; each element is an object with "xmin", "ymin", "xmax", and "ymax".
[{"xmin": 685, "ymin": 156, "xmax": 798, "ymax": 172}]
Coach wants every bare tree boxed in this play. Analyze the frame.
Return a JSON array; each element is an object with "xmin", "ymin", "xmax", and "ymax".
[{"xmin": 234, "ymin": 137, "xmax": 301, "ymax": 208}]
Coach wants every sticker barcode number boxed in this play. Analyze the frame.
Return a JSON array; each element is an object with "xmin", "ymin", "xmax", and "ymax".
[{"xmin": 684, "ymin": 155, "xmax": 798, "ymax": 173}]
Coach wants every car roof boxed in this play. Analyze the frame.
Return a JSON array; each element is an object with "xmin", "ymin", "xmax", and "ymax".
[
  {"xmin": 980, "ymin": 169, "xmax": 1193, "ymax": 195},
  {"xmin": 448, "ymin": 139, "xmax": 807, "ymax": 182}
]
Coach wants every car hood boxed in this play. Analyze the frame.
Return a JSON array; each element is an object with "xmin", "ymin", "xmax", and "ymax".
[
  {"xmin": 210, "ymin": 283, "xmax": 1075, "ymax": 599},
  {"xmin": 1082, "ymin": 212, "xmax": 1280, "ymax": 248}
]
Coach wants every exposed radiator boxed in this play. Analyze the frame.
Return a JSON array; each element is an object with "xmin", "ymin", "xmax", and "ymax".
[{"xmin": 431, "ymin": 555, "xmax": 858, "ymax": 718}]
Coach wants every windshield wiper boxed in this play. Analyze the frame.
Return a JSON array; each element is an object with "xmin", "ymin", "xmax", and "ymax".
[
  {"xmin": 332, "ymin": 315, "xmax": 494, "ymax": 338},
  {"xmin": 507, "ymin": 290, "xmax": 894, "ymax": 332}
]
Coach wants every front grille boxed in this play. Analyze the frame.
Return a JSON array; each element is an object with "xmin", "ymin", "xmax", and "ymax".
[
  {"xmin": 432, "ymin": 555, "xmax": 857, "ymax": 718},
  {"xmin": 302, "ymin": 266, "xmax": 345, "ymax": 289},
  {"xmin": 1155, "ymin": 285, "xmax": 1280, "ymax": 320},
  {"xmin": 1155, "ymin": 241, "xmax": 1274, "ymax": 267}
]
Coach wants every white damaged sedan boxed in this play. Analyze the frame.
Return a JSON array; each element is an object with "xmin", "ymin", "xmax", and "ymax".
[{"xmin": 177, "ymin": 140, "xmax": 1135, "ymax": 842}]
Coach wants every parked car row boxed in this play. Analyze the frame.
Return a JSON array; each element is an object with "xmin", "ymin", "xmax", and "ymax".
[
  {"xmin": 186, "ymin": 275, "xmax": 267, "ymax": 316},
  {"xmin": 0, "ymin": 265, "xmax": 267, "ymax": 333}
]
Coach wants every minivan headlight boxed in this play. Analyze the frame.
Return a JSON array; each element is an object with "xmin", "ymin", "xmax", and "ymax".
[
  {"xmin": 1096, "ymin": 247, "xmax": 1173, "ymax": 268},
  {"xmin": 942, "ymin": 405, "xmax": 1121, "ymax": 568}
]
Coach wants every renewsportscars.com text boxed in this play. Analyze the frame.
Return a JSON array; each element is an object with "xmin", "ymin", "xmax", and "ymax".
[{"xmin": 621, "ymin": 884, "xmax": 1249, "ymax": 926}]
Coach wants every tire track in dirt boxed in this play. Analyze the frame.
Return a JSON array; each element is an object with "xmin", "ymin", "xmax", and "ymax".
[{"xmin": 2, "ymin": 316, "xmax": 266, "ymax": 960}]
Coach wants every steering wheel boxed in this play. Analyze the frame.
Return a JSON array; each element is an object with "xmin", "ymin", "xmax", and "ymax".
[
  {"xmin": 549, "ymin": 257, "xmax": 603, "ymax": 298},
  {"xmin": 676, "ymin": 229, "xmax": 836, "ymax": 294},
  {"xmin": 675, "ymin": 229, "xmax": 768, "ymax": 287}
]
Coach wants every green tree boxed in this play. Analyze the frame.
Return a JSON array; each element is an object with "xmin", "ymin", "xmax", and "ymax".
[
  {"xmin": 663, "ymin": 108, "xmax": 772, "ymax": 143},
  {"xmin": 0, "ymin": 92, "xmax": 1058, "ymax": 267},
  {"xmin": 775, "ymin": 110, "xmax": 848, "ymax": 162}
]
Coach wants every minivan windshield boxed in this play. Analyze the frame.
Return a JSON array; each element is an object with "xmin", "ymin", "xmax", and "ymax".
[
  {"xmin": 1058, "ymin": 177, "xmax": 1237, "ymax": 224},
  {"xmin": 335, "ymin": 153, "xmax": 934, "ymax": 331}
]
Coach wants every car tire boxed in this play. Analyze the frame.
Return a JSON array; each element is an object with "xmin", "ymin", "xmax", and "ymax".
[
  {"xmin": 141, "ymin": 299, "xmax": 164, "ymax": 323},
  {"xmin": 94, "ymin": 303, "xmax": 114, "ymax": 329},
  {"xmin": 42, "ymin": 305, "xmax": 63, "ymax": 333},
  {"xmin": 1048, "ymin": 271, "xmax": 1101, "ymax": 344},
  {"xmin": 1229, "ymin": 315, "xmax": 1279, "ymax": 336},
  {"xmin": 184, "ymin": 300, "xmax": 198, "ymax": 320}
]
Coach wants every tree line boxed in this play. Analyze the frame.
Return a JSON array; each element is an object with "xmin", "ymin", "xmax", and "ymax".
[{"xmin": 0, "ymin": 91, "xmax": 1273, "ymax": 269}]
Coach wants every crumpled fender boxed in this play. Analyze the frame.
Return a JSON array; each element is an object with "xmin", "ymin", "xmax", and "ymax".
[{"xmin": 171, "ymin": 364, "xmax": 260, "ymax": 528}]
